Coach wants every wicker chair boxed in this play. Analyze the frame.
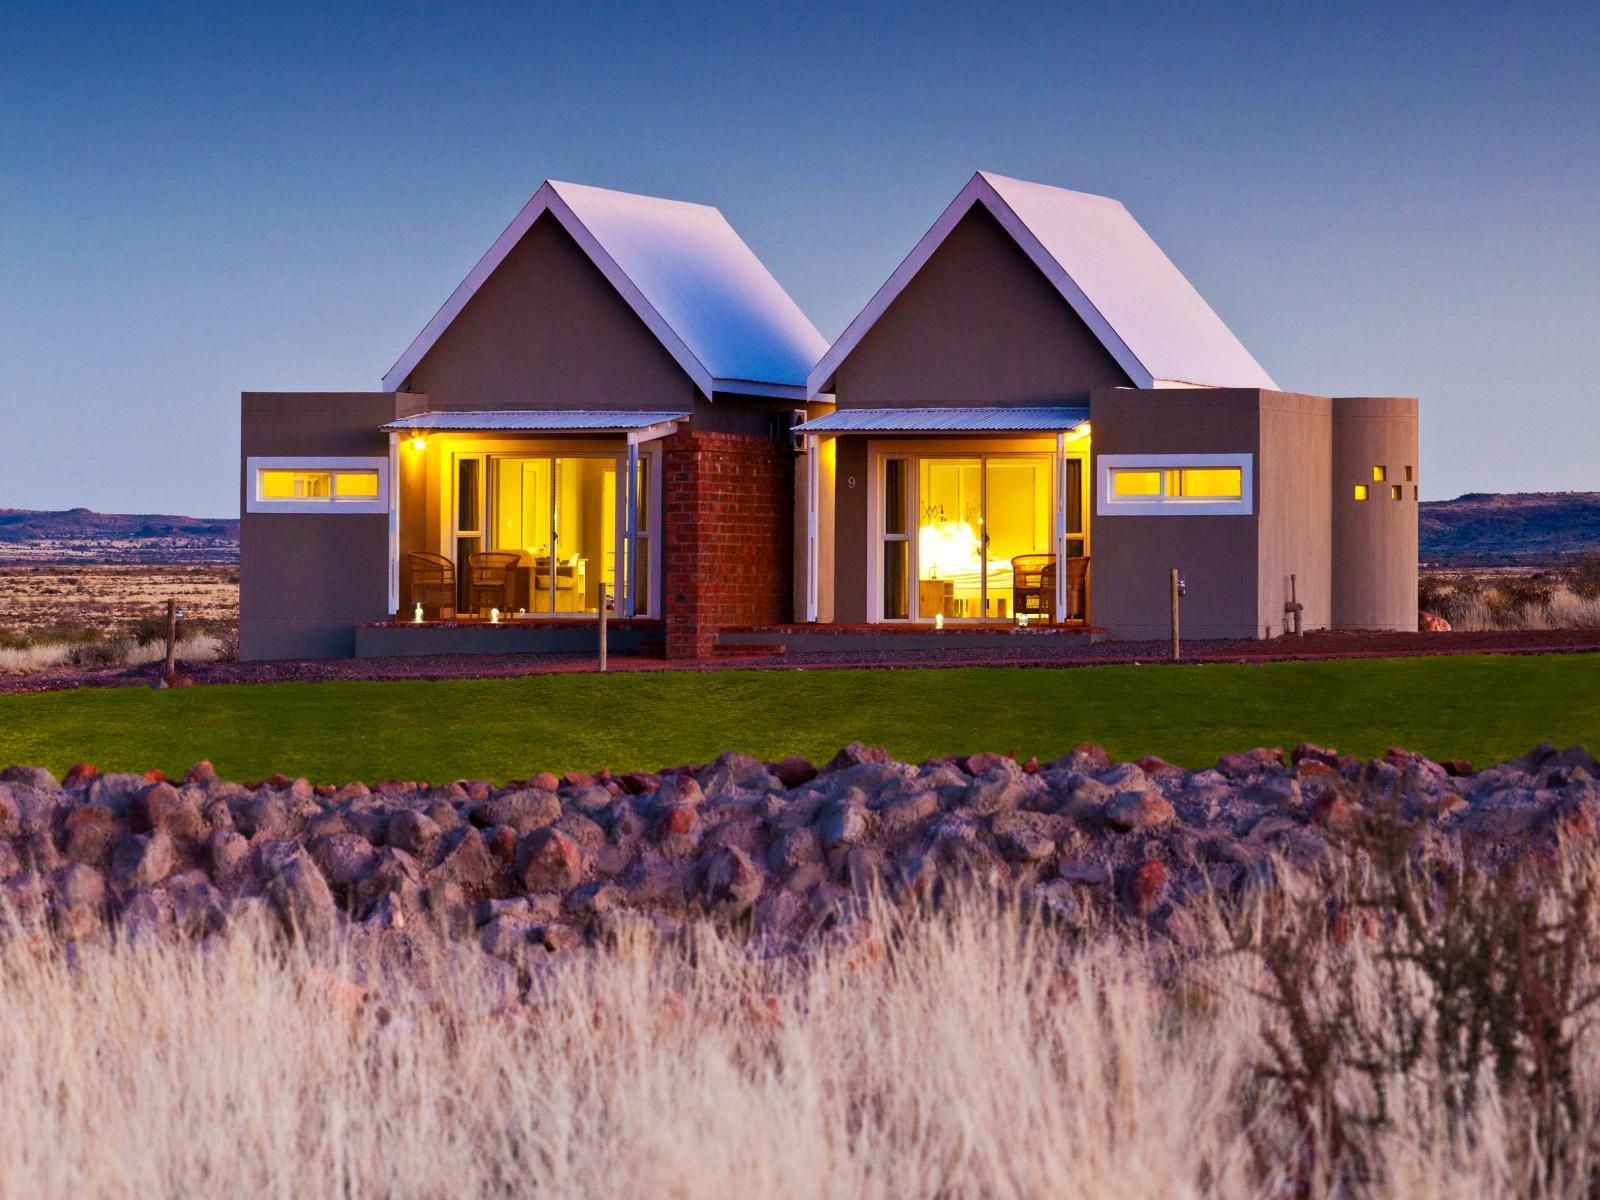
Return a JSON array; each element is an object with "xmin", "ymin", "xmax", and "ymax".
[
  {"xmin": 1064, "ymin": 555, "xmax": 1091, "ymax": 622},
  {"xmin": 406, "ymin": 552, "xmax": 456, "ymax": 620},
  {"xmin": 467, "ymin": 552, "xmax": 519, "ymax": 616},
  {"xmin": 1011, "ymin": 554, "xmax": 1056, "ymax": 620}
]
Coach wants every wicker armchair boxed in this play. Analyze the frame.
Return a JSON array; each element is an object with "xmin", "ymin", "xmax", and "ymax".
[
  {"xmin": 1064, "ymin": 555, "xmax": 1091, "ymax": 622},
  {"xmin": 406, "ymin": 552, "xmax": 456, "ymax": 620},
  {"xmin": 1011, "ymin": 554, "xmax": 1056, "ymax": 620},
  {"xmin": 467, "ymin": 552, "xmax": 519, "ymax": 616}
]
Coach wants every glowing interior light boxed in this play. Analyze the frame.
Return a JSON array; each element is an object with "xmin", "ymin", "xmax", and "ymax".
[
  {"xmin": 413, "ymin": 602, "xmax": 423, "ymax": 624},
  {"xmin": 917, "ymin": 520, "xmax": 981, "ymax": 581},
  {"xmin": 410, "ymin": 436, "xmax": 427, "ymax": 451}
]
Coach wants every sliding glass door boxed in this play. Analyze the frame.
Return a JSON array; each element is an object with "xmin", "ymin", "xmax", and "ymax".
[
  {"xmin": 880, "ymin": 451, "xmax": 1074, "ymax": 622},
  {"xmin": 487, "ymin": 455, "xmax": 618, "ymax": 615}
]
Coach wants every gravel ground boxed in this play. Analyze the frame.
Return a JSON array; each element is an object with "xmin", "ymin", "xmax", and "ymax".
[{"xmin": 2, "ymin": 628, "xmax": 1597, "ymax": 695}]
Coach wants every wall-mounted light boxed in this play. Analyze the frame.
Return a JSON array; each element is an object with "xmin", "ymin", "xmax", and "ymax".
[{"xmin": 409, "ymin": 436, "xmax": 427, "ymax": 452}]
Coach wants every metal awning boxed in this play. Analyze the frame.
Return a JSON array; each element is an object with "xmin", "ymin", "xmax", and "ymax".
[
  {"xmin": 382, "ymin": 409, "xmax": 689, "ymax": 434},
  {"xmin": 796, "ymin": 406, "xmax": 1089, "ymax": 434}
]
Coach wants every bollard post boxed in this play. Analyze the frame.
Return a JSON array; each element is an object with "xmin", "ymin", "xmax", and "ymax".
[
  {"xmin": 598, "ymin": 585, "xmax": 608, "ymax": 674},
  {"xmin": 1169, "ymin": 568, "xmax": 1181, "ymax": 662}
]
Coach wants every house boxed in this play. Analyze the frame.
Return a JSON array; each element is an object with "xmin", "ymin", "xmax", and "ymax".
[
  {"xmin": 794, "ymin": 171, "xmax": 1418, "ymax": 641},
  {"xmin": 240, "ymin": 180, "xmax": 829, "ymax": 660},
  {"xmin": 240, "ymin": 170, "xmax": 1417, "ymax": 661}
]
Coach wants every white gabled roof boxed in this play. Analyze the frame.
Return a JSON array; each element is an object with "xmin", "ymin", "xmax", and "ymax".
[
  {"xmin": 807, "ymin": 171, "xmax": 1278, "ymax": 397},
  {"xmin": 383, "ymin": 180, "xmax": 828, "ymax": 400},
  {"xmin": 381, "ymin": 410, "xmax": 689, "ymax": 433}
]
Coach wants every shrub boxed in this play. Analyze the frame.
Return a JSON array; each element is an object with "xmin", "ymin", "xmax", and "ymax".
[
  {"xmin": 1418, "ymin": 574, "xmax": 1451, "ymax": 613},
  {"xmin": 67, "ymin": 636, "xmax": 131, "ymax": 670},
  {"xmin": 1568, "ymin": 552, "xmax": 1600, "ymax": 600}
]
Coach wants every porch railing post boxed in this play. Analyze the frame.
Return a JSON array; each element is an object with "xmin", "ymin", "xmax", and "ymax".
[
  {"xmin": 625, "ymin": 440, "xmax": 639, "ymax": 619},
  {"xmin": 598, "ymin": 584, "xmax": 608, "ymax": 673}
]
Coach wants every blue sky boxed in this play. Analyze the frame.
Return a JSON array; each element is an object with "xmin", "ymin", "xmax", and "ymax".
[{"xmin": 2, "ymin": 1, "xmax": 1596, "ymax": 515}]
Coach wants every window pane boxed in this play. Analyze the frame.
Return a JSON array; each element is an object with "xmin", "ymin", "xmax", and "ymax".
[
  {"xmin": 1372, "ymin": 465, "xmax": 1386, "ymax": 482},
  {"xmin": 260, "ymin": 470, "xmax": 330, "ymax": 499},
  {"xmin": 917, "ymin": 459, "xmax": 982, "ymax": 618},
  {"xmin": 1354, "ymin": 484, "xmax": 1369, "ymax": 501},
  {"xmin": 1111, "ymin": 469, "xmax": 1161, "ymax": 497},
  {"xmin": 635, "ymin": 534, "xmax": 651, "ymax": 615},
  {"xmin": 1169, "ymin": 467, "xmax": 1242, "ymax": 499},
  {"xmin": 1065, "ymin": 458, "xmax": 1084, "ymax": 536},
  {"xmin": 333, "ymin": 471, "xmax": 379, "ymax": 499},
  {"xmin": 1391, "ymin": 485, "xmax": 1403, "ymax": 501},
  {"xmin": 633, "ymin": 456, "xmax": 651, "ymax": 534},
  {"xmin": 882, "ymin": 541, "xmax": 909, "ymax": 620},
  {"xmin": 985, "ymin": 458, "xmax": 1051, "ymax": 621},
  {"xmin": 883, "ymin": 458, "xmax": 908, "ymax": 535},
  {"xmin": 457, "ymin": 458, "xmax": 481, "ymax": 532}
]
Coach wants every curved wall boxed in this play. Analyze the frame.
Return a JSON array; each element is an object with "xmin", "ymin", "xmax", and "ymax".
[{"xmin": 1330, "ymin": 397, "xmax": 1419, "ymax": 630}]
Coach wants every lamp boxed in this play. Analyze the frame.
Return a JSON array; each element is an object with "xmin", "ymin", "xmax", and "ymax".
[
  {"xmin": 934, "ymin": 612, "xmax": 944, "ymax": 631},
  {"xmin": 413, "ymin": 602, "xmax": 423, "ymax": 624},
  {"xmin": 490, "ymin": 608, "xmax": 500, "ymax": 625},
  {"xmin": 409, "ymin": 435, "xmax": 427, "ymax": 452}
]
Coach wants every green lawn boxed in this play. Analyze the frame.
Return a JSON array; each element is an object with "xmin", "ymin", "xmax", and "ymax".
[{"xmin": 0, "ymin": 654, "xmax": 1596, "ymax": 784}]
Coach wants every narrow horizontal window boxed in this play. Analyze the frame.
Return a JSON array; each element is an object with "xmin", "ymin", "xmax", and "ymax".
[
  {"xmin": 1098, "ymin": 454, "xmax": 1253, "ymax": 517},
  {"xmin": 260, "ymin": 470, "xmax": 331, "ymax": 499},
  {"xmin": 1111, "ymin": 469, "xmax": 1162, "ymax": 497},
  {"xmin": 1354, "ymin": 484, "xmax": 1369, "ymax": 501},
  {"xmin": 1168, "ymin": 467, "xmax": 1242, "ymax": 499},
  {"xmin": 246, "ymin": 456, "xmax": 389, "ymax": 515}
]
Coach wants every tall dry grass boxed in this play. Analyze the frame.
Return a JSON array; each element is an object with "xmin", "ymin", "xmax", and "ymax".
[
  {"xmin": 3, "ymin": 884, "xmax": 1600, "ymax": 1198},
  {"xmin": 0, "ymin": 631, "xmax": 229, "ymax": 676}
]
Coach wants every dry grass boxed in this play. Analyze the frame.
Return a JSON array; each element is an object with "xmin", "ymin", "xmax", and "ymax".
[
  {"xmin": 5, "ymin": 881, "xmax": 1600, "ymax": 1198},
  {"xmin": 0, "ymin": 632, "xmax": 231, "ymax": 676},
  {"xmin": 1421, "ymin": 569, "xmax": 1600, "ymax": 632}
]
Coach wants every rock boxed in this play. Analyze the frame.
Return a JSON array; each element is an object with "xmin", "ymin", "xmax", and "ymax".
[
  {"xmin": 307, "ymin": 833, "xmax": 377, "ymax": 892},
  {"xmin": 1103, "ymin": 791, "xmax": 1176, "ymax": 833},
  {"xmin": 825, "ymin": 742, "xmax": 892, "ymax": 771},
  {"xmin": 818, "ymin": 798, "xmax": 869, "ymax": 848},
  {"xmin": 767, "ymin": 826, "xmax": 820, "ymax": 873},
  {"xmin": 386, "ymin": 809, "xmax": 442, "ymax": 858},
  {"xmin": 769, "ymin": 756, "xmax": 818, "ymax": 789},
  {"xmin": 959, "ymin": 772, "xmax": 1028, "ymax": 817},
  {"xmin": 654, "ymin": 773, "xmax": 705, "ymax": 809},
  {"xmin": 565, "ymin": 880, "xmax": 622, "ymax": 918},
  {"xmin": 425, "ymin": 829, "xmax": 501, "ymax": 904},
  {"xmin": 206, "ymin": 830, "xmax": 251, "ymax": 890},
  {"xmin": 129, "ymin": 782, "xmax": 204, "ymax": 841},
  {"xmin": 1123, "ymin": 860, "xmax": 1167, "ymax": 917},
  {"xmin": 2, "ymin": 765, "xmax": 59, "ymax": 790},
  {"xmin": 55, "ymin": 862, "xmax": 108, "ymax": 911},
  {"xmin": 62, "ymin": 805, "xmax": 117, "ymax": 867},
  {"xmin": 655, "ymin": 803, "xmax": 699, "ymax": 838},
  {"xmin": 996, "ymin": 825, "xmax": 1055, "ymax": 863},
  {"xmin": 0, "ymin": 787, "xmax": 19, "ymax": 838},
  {"xmin": 229, "ymin": 791, "xmax": 290, "ymax": 839},
  {"xmin": 471, "ymin": 788, "xmax": 560, "ymax": 834},
  {"xmin": 265, "ymin": 854, "xmax": 337, "ymax": 943},
  {"xmin": 170, "ymin": 872, "xmax": 227, "ymax": 937},
  {"xmin": 879, "ymin": 790, "xmax": 939, "ymax": 836},
  {"xmin": 701, "ymin": 846, "xmax": 762, "ymax": 915},
  {"xmin": 517, "ymin": 828, "xmax": 583, "ymax": 893},
  {"xmin": 1419, "ymin": 611, "xmax": 1451, "ymax": 633},
  {"xmin": 698, "ymin": 751, "xmax": 771, "ymax": 797},
  {"xmin": 109, "ymin": 831, "xmax": 175, "ymax": 889}
]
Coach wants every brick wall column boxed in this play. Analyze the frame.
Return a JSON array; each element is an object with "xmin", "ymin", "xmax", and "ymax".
[{"xmin": 661, "ymin": 431, "xmax": 794, "ymax": 659}]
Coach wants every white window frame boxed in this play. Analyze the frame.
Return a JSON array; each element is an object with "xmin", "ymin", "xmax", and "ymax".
[
  {"xmin": 1096, "ymin": 452, "xmax": 1253, "ymax": 517},
  {"xmin": 246, "ymin": 456, "xmax": 390, "ymax": 515}
]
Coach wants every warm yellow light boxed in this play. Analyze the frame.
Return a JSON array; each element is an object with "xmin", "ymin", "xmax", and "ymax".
[
  {"xmin": 1111, "ymin": 469, "xmax": 1162, "ymax": 497},
  {"xmin": 1372, "ymin": 465, "xmax": 1386, "ymax": 482},
  {"xmin": 333, "ymin": 471, "xmax": 380, "ymax": 499},
  {"xmin": 1169, "ymin": 467, "xmax": 1242, "ymax": 499},
  {"xmin": 917, "ymin": 520, "xmax": 981, "ymax": 580},
  {"xmin": 1354, "ymin": 484, "xmax": 1369, "ymax": 501},
  {"xmin": 410, "ymin": 436, "xmax": 427, "ymax": 451}
]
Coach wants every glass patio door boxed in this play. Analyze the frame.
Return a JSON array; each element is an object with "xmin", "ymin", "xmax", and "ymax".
[
  {"xmin": 885, "ymin": 453, "xmax": 1056, "ymax": 622},
  {"xmin": 490, "ymin": 456, "xmax": 617, "ymax": 615}
]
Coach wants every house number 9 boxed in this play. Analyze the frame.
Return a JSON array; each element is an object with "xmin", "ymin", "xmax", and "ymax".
[{"xmin": 846, "ymin": 475, "xmax": 857, "ymax": 489}]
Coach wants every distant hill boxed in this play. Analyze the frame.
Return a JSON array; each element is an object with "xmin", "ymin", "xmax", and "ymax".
[
  {"xmin": 1420, "ymin": 492, "xmax": 1600, "ymax": 565},
  {"xmin": 0, "ymin": 508, "xmax": 238, "ymax": 563}
]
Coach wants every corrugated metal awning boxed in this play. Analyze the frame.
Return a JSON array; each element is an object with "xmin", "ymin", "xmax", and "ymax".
[
  {"xmin": 381, "ymin": 409, "xmax": 690, "ymax": 433},
  {"xmin": 796, "ymin": 406, "xmax": 1089, "ymax": 434}
]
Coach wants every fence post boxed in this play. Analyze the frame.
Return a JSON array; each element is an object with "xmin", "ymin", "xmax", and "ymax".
[{"xmin": 164, "ymin": 598, "xmax": 178, "ymax": 680}]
